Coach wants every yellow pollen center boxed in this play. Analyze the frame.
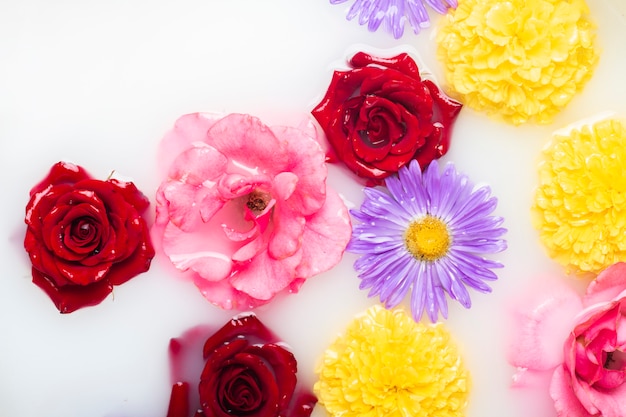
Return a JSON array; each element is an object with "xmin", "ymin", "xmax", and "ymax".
[{"xmin": 405, "ymin": 216, "xmax": 451, "ymax": 261}]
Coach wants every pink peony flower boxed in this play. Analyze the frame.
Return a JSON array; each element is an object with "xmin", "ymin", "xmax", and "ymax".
[
  {"xmin": 509, "ymin": 263, "xmax": 626, "ymax": 417},
  {"xmin": 152, "ymin": 113, "xmax": 351, "ymax": 309}
]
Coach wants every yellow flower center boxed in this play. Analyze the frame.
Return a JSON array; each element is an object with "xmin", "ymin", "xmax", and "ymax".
[{"xmin": 404, "ymin": 216, "xmax": 450, "ymax": 261}]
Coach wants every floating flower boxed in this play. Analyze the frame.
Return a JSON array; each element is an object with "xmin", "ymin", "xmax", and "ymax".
[
  {"xmin": 509, "ymin": 263, "xmax": 626, "ymax": 417},
  {"xmin": 152, "ymin": 113, "xmax": 351, "ymax": 310},
  {"xmin": 348, "ymin": 159, "xmax": 507, "ymax": 322},
  {"xmin": 533, "ymin": 118, "xmax": 626, "ymax": 275},
  {"xmin": 436, "ymin": 0, "xmax": 598, "ymax": 124},
  {"xmin": 330, "ymin": 0, "xmax": 458, "ymax": 38},
  {"xmin": 315, "ymin": 305, "xmax": 469, "ymax": 417},
  {"xmin": 24, "ymin": 162, "xmax": 154, "ymax": 313},
  {"xmin": 167, "ymin": 313, "xmax": 317, "ymax": 417},
  {"xmin": 312, "ymin": 52, "xmax": 462, "ymax": 184}
]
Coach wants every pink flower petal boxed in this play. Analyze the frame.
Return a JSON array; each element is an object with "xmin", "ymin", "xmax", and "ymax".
[
  {"xmin": 273, "ymin": 172, "xmax": 298, "ymax": 201},
  {"xmin": 272, "ymin": 124, "xmax": 327, "ymax": 215},
  {"xmin": 296, "ymin": 187, "xmax": 351, "ymax": 278},
  {"xmin": 232, "ymin": 236, "xmax": 265, "ymax": 263},
  {"xmin": 168, "ymin": 143, "xmax": 227, "ymax": 185},
  {"xmin": 571, "ymin": 368, "xmax": 626, "ymax": 417},
  {"xmin": 205, "ymin": 114, "xmax": 288, "ymax": 175},
  {"xmin": 268, "ymin": 209, "xmax": 305, "ymax": 261},
  {"xmin": 162, "ymin": 222, "xmax": 232, "ymax": 282},
  {"xmin": 158, "ymin": 113, "xmax": 223, "ymax": 178},
  {"xmin": 217, "ymin": 173, "xmax": 271, "ymax": 200},
  {"xmin": 192, "ymin": 274, "xmax": 258, "ymax": 310},
  {"xmin": 229, "ymin": 247, "xmax": 303, "ymax": 301},
  {"xmin": 584, "ymin": 262, "xmax": 626, "ymax": 307},
  {"xmin": 550, "ymin": 365, "xmax": 594, "ymax": 417},
  {"xmin": 508, "ymin": 277, "xmax": 583, "ymax": 373},
  {"xmin": 158, "ymin": 181, "xmax": 223, "ymax": 232}
]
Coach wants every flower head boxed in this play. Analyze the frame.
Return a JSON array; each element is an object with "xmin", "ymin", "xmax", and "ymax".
[
  {"xmin": 24, "ymin": 161, "xmax": 154, "ymax": 313},
  {"xmin": 331, "ymin": 0, "xmax": 458, "ymax": 39},
  {"xmin": 508, "ymin": 263, "xmax": 626, "ymax": 417},
  {"xmin": 348, "ymin": 159, "xmax": 507, "ymax": 322},
  {"xmin": 533, "ymin": 119, "xmax": 626, "ymax": 275},
  {"xmin": 312, "ymin": 52, "xmax": 462, "ymax": 183},
  {"xmin": 436, "ymin": 0, "xmax": 598, "ymax": 124},
  {"xmin": 314, "ymin": 305, "xmax": 470, "ymax": 417},
  {"xmin": 152, "ymin": 113, "xmax": 351, "ymax": 310},
  {"xmin": 167, "ymin": 314, "xmax": 317, "ymax": 417}
]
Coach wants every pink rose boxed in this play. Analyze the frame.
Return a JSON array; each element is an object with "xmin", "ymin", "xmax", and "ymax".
[
  {"xmin": 509, "ymin": 263, "xmax": 626, "ymax": 417},
  {"xmin": 152, "ymin": 113, "xmax": 351, "ymax": 309}
]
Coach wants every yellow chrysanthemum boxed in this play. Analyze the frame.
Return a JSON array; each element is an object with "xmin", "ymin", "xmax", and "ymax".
[
  {"xmin": 436, "ymin": 0, "xmax": 598, "ymax": 125},
  {"xmin": 314, "ymin": 305, "xmax": 469, "ymax": 417},
  {"xmin": 533, "ymin": 118, "xmax": 626, "ymax": 274}
]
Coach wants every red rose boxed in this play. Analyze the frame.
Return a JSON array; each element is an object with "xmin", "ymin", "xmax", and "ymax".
[
  {"xmin": 312, "ymin": 51, "xmax": 463, "ymax": 182},
  {"xmin": 24, "ymin": 161, "xmax": 154, "ymax": 313},
  {"xmin": 167, "ymin": 314, "xmax": 317, "ymax": 417}
]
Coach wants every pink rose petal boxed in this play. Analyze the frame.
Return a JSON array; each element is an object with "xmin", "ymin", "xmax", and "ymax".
[
  {"xmin": 550, "ymin": 365, "xmax": 594, "ymax": 417},
  {"xmin": 162, "ymin": 222, "xmax": 232, "ymax": 282},
  {"xmin": 584, "ymin": 262, "xmax": 626, "ymax": 307},
  {"xmin": 508, "ymin": 278, "xmax": 583, "ymax": 373},
  {"xmin": 570, "ymin": 367, "xmax": 626, "ymax": 417},
  {"xmin": 206, "ymin": 114, "xmax": 288, "ymax": 175},
  {"xmin": 168, "ymin": 143, "xmax": 227, "ymax": 185},
  {"xmin": 192, "ymin": 274, "xmax": 256, "ymax": 310},
  {"xmin": 230, "ymin": 247, "xmax": 303, "ymax": 301},
  {"xmin": 159, "ymin": 181, "xmax": 222, "ymax": 232},
  {"xmin": 296, "ymin": 187, "xmax": 351, "ymax": 278},
  {"xmin": 158, "ymin": 113, "xmax": 223, "ymax": 177},
  {"xmin": 272, "ymin": 124, "xmax": 327, "ymax": 215}
]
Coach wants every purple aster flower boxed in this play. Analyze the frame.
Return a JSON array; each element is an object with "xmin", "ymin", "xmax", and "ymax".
[
  {"xmin": 348, "ymin": 160, "xmax": 507, "ymax": 322},
  {"xmin": 330, "ymin": 0, "xmax": 458, "ymax": 39}
]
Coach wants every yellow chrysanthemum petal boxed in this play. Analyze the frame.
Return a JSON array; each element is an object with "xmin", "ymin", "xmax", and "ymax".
[
  {"xmin": 314, "ymin": 305, "xmax": 470, "ymax": 417},
  {"xmin": 533, "ymin": 118, "xmax": 626, "ymax": 274},
  {"xmin": 436, "ymin": 0, "xmax": 599, "ymax": 125}
]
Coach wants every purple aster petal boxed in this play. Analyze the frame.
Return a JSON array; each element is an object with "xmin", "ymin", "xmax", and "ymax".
[
  {"xmin": 424, "ymin": 0, "xmax": 450, "ymax": 14},
  {"xmin": 452, "ymin": 234, "xmax": 507, "ymax": 253},
  {"xmin": 447, "ymin": 249, "xmax": 502, "ymax": 282},
  {"xmin": 332, "ymin": 0, "xmax": 456, "ymax": 37},
  {"xmin": 359, "ymin": 188, "xmax": 414, "ymax": 224},
  {"xmin": 385, "ymin": 170, "xmax": 427, "ymax": 219},
  {"xmin": 433, "ymin": 285, "xmax": 448, "ymax": 319},
  {"xmin": 378, "ymin": 255, "xmax": 414, "ymax": 307},
  {"xmin": 435, "ymin": 258, "xmax": 471, "ymax": 308},
  {"xmin": 383, "ymin": 264, "xmax": 415, "ymax": 307},
  {"xmin": 428, "ymin": 163, "xmax": 466, "ymax": 219},
  {"xmin": 348, "ymin": 237, "xmax": 404, "ymax": 254},
  {"xmin": 396, "ymin": 160, "xmax": 429, "ymax": 215},
  {"xmin": 446, "ymin": 187, "xmax": 498, "ymax": 226},
  {"xmin": 409, "ymin": 261, "xmax": 429, "ymax": 321},
  {"xmin": 354, "ymin": 247, "xmax": 407, "ymax": 279},
  {"xmin": 423, "ymin": 263, "xmax": 440, "ymax": 322},
  {"xmin": 367, "ymin": 0, "xmax": 387, "ymax": 32},
  {"xmin": 355, "ymin": 0, "xmax": 379, "ymax": 25},
  {"xmin": 357, "ymin": 252, "xmax": 413, "ymax": 303},
  {"xmin": 388, "ymin": 0, "xmax": 406, "ymax": 39},
  {"xmin": 405, "ymin": 0, "xmax": 430, "ymax": 33}
]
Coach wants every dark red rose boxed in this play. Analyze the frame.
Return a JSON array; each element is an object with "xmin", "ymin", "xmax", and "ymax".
[
  {"xmin": 312, "ymin": 51, "xmax": 463, "ymax": 183},
  {"xmin": 24, "ymin": 161, "xmax": 154, "ymax": 313},
  {"xmin": 167, "ymin": 314, "xmax": 317, "ymax": 417}
]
